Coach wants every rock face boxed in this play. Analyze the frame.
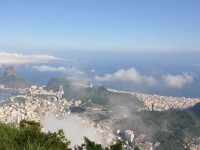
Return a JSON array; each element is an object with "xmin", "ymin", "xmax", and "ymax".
[
  {"xmin": 4, "ymin": 66, "xmax": 16, "ymax": 77},
  {"xmin": 0, "ymin": 66, "xmax": 30, "ymax": 89}
]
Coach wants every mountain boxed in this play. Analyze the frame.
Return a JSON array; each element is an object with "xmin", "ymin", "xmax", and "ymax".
[
  {"xmin": 4, "ymin": 66, "xmax": 16, "ymax": 77},
  {"xmin": 0, "ymin": 66, "xmax": 30, "ymax": 89},
  {"xmin": 46, "ymin": 77, "xmax": 144, "ymax": 108},
  {"xmin": 45, "ymin": 77, "xmax": 71, "ymax": 92},
  {"xmin": 189, "ymin": 102, "xmax": 200, "ymax": 116}
]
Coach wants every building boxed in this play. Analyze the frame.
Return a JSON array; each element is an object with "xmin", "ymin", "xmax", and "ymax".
[
  {"xmin": 56, "ymin": 92, "xmax": 63, "ymax": 100},
  {"xmin": 59, "ymin": 85, "xmax": 64, "ymax": 95},
  {"xmin": 125, "ymin": 130, "xmax": 135, "ymax": 142},
  {"xmin": 74, "ymin": 100, "xmax": 82, "ymax": 106}
]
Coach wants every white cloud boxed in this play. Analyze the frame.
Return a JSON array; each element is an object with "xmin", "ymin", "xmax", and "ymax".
[
  {"xmin": 95, "ymin": 68, "xmax": 157, "ymax": 86},
  {"xmin": 33, "ymin": 65, "xmax": 66, "ymax": 72},
  {"xmin": 163, "ymin": 73, "xmax": 193, "ymax": 89},
  {"xmin": 67, "ymin": 67, "xmax": 84, "ymax": 75},
  {"xmin": 43, "ymin": 115, "xmax": 102, "ymax": 147},
  {"xmin": 0, "ymin": 52, "xmax": 62, "ymax": 65},
  {"xmin": 33, "ymin": 65, "xmax": 84, "ymax": 75}
]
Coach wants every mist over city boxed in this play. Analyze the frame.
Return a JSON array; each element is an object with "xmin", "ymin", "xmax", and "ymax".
[{"xmin": 0, "ymin": 1, "xmax": 200, "ymax": 150}]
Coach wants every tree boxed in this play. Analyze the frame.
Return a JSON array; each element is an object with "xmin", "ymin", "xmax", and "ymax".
[
  {"xmin": 75, "ymin": 137, "xmax": 123, "ymax": 150},
  {"xmin": 109, "ymin": 140, "xmax": 123, "ymax": 150},
  {"xmin": 76, "ymin": 137, "xmax": 103, "ymax": 150},
  {"xmin": 16, "ymin": 120, "xmax": 71, "ymax": 150},
  {"xmin": 134, "ymin": 145, "xmax": 139, "ymax": 150}
]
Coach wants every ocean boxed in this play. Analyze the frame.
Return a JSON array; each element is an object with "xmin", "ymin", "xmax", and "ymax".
[{"xmin": 1, "ymin": 51, "xmax": 200, "ymax": 98}]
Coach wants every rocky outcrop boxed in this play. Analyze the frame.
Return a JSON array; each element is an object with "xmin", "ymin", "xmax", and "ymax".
[
  {"xmin": 4, "ymin": 66, "xmax": 16, "ymax": 77},
  {"xmin": 0, "ymin": 66, "xmax": 30, "ymax": 89}
]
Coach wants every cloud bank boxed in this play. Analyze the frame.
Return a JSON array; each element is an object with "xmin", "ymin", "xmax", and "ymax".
[
  {"xmin": 163, "ymin": 73, "xmax": 193, "ymax": 89},
  {"xmin": 0, "ymin": 52, "xmax": 62, "ymax": 65},
  {"xmin": 33, "ymin": 65, "xmax": 84, "ymax": 75},
  {"xmin": 33, "ymin": 65, "xmax": 88, "ymax": 84},
  {"xmin": 33, "ymin": 65, "xmax": 66, "ymax": 72},
  {"xmin": 95, "ymin": 68, "xmax": 194, "ymax": 89},
  {"xmin": 95, "ymin": 68, "xmax": 157, "ymax": 86}
]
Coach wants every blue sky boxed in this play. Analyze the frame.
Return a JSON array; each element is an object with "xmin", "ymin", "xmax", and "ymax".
[{"xmin": 0, "ymin": 0, "xmax": 200, "ymax": 52}]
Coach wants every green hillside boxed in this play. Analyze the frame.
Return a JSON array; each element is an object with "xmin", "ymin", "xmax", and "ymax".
[
  {"xmin": 46, "ymin": 77, "xmax": 144, "ymax": 108},
  {"xmin": 115, "ymin": 110, "xmax": 200, "ymax": 149}
]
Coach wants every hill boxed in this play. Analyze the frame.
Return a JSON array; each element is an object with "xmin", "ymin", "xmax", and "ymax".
[
  {"xmin": 115, "ymin": 109, "xmax": 200, "ymax": 149},
  {"xmin": 0, "ymin": 66, "xmax": 30, "ymax": 89},
  {"xmin": 46, "ymin": 77, "xmax": 144, "ymax": 108},
  {"xmin": 189, "ymin": 102, "xmax": 200, "ymax": 116}
]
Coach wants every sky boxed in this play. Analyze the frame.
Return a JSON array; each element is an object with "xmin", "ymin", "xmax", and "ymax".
[{"xmin": 0, "ymin": 0, "xmax": 200, "ymax": 52}]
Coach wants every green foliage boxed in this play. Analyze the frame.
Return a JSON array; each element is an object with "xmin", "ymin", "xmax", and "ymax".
[
  {"xmin": 138, "ymin": 110, "xmax": 200, "ymax": 150},
  {"xmin": 154, "ymin": 131, "xmax": 185, "ymax": 150},
  {"xmin": 79, "ymin": 137, "xmax": 103, "ymax": 150},
  {"xmin": 69, "ymin": 106, "xmax": 86, "ymax": 113},
  {"xmin": 0, "ymin": 120, "xmax": 71, "ymax": 150},
  {"xmin": 143, "ymin": 110, "xmax": 200, "ymax": 149},
  {"xmin": 116, "ymin": 109, "xmax": 200, "ymax": 150},
  {"xmin": 46, "ymin": 77, "xmax": 143, "ymax": 107},
  {"xmin": 0, "ymin": 120, "xmax": 125, "ymax": 150},
  {"xmin": 75, "ymin": 137, "xmax": 123, "ymax": 150},
  {"xmin": 0, "ymin": 122, "xmax": 21, "ymax": 150},
  {"xmin": 109, "ymin": 140, "xmax": 123, "ymax": 150},
  {"xmin": 134, "ymin": 145, "xmax": 139, "ymax": 150},
  {"xmin": 45, "ymin": 77, "xmax": 71, "ymax": 93}
]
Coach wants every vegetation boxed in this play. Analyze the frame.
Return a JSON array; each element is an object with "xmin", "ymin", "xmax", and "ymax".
[
  {"xmin": 0, "ymin": 120, "xmax": 123, "ymax": 150},
  {"xmin": 116, "ymin": 109, "xmax": 200, "ymax": 149},
  {"xmin": 75, "ymin": 137, "xmax": 123, "ymax": 150},
  {"xmin": 1, "ymin": 110, "xmax": 200, "ymax": 149},
  {"xmin": 46, "ymin": 77, "xmax": 144, "ymax": 108},
  {"xmin": 0, "ymin": 120, "xmax": 71, "ymax": 150},
  {"xmin": 45, "ymin": 77, "xmax": 71, "ymax": 94},
  {"xmin": 190, "ymin": 102, "xmax": 200, "ymax": 116},
  {"xmin": 69, "ymin": 106, "xmax": 86, "ymax": 113},
  {"xmin": 39, "ymin": 77, "xmax": 200, "ymax": 149}
]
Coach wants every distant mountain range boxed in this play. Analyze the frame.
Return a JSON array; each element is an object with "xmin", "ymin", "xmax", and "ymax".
[{"xmin": 0, "ymin": 66, "xmax": 30, "ymax": 89}]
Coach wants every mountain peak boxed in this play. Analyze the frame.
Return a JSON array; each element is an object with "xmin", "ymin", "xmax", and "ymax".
[
  {"xmin": 0, "ymin": 66, "xmax": 30, "ymax": 89},
  {"xmin": 4, "ymin": 66, "xmax": 16, "ymax": 77}
]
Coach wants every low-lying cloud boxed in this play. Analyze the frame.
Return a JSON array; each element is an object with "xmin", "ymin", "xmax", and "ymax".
[
  {"xmin": 95, "ymin": 68, "xmax": 194, "ymax": 89},
  {"xmin": 95, "ymin": 68, "xmax": 157, "ymax": 86},
  {"xmin": 33, "ymin": 65, "xmax": 84, "ymax": 74},
  {"xmin": 163, "ymin": 73, "xmax": 193, "ymax": 89},
  {"xmin": 43, "ymin": 115, "xmax": 102, "ymax": 148},
  {"xmin": 0, "ymin": 52, "xmax": 62, "ymax": 65},
  {"xmin": 33, "ymin": 65, "xmax": 88, "ymax": 84},
  {"xmin": 33, "ymin": 65, "xmax": 66, "ymax": 72}
]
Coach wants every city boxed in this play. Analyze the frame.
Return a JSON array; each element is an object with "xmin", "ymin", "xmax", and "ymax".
[{"xmin": 1, "ymin": 84, "xmax": 200, "ymax": 149}]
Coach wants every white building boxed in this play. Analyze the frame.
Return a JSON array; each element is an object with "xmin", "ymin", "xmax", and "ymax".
[{"xmin": 125, "ymin": 130, "xmax": 135, "ymax": 142}]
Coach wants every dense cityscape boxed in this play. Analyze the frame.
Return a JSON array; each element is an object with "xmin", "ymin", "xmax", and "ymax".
[{"xmin": 1, "ymin": 82, "xmax": 200, "ymax": 149}]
